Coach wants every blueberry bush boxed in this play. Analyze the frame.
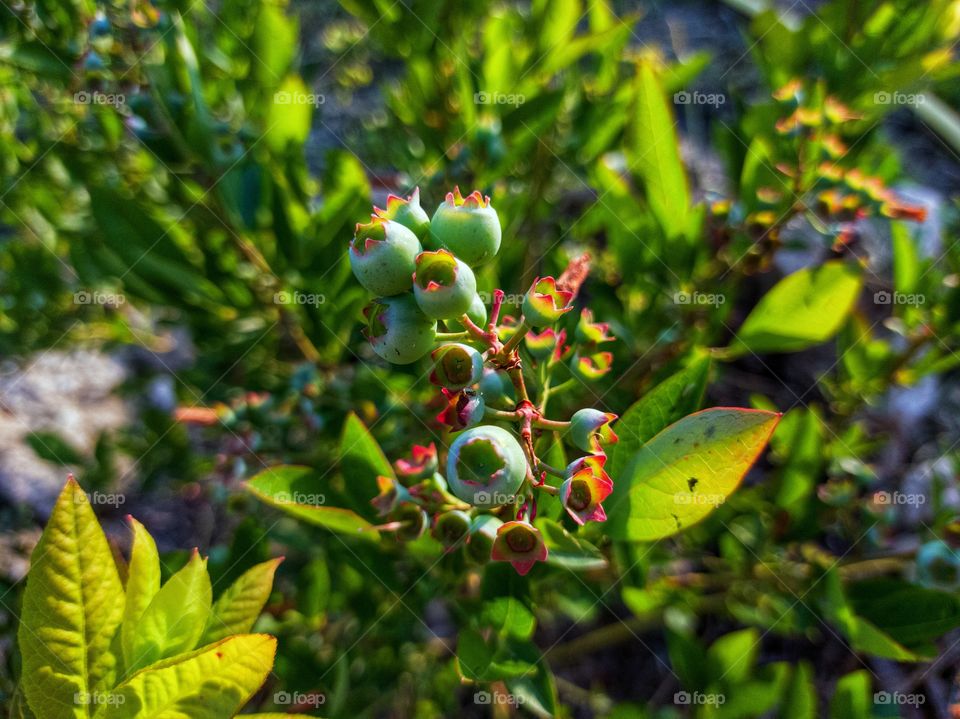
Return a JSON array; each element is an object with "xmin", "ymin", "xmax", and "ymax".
[{"xmin": 3, "ymin": 0, "xmax": 960, "ymax": 717}]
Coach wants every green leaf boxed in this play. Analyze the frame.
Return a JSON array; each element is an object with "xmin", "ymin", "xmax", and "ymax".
[
  {"xmin": 728, "ymin": 261, "xmax": 863, "ymax": 356},
  {"xmin": 891, "ymin": 221, "xmax": 920, "ymax": 295},
  {"xmin": 628, "ymin": 61, "xmax": 690, "ymax": 239},
  {"xmin": 606, "ymin": 408, "xmax": 781, "ymax": 541},
  {"xmin": 608, "ymin": 357, "xmax": 711, "ymax": 480},
  {"xmin": 707, "ymin": 628, "xmax": 758, "ymax": 684},
  {"xmin": 504, "ymin": 642, "xmax": 559, "ymax": 719},
  {"xmin": 339, "ymin": 413, "xmax": 395, "ymax": 514},
  {"xmin": 19, "ymin": 478, "xmax": 125, "ymax": 719},
  {"xmin": 267, "ymin": 76, "xmax": 314, "ymax": 153},
  {"xmin": 456, "ymin": 630, "xmax": 536, "ymax": 682},
  {"xmin": 782, "ymin": 662, "xmax": 816, "ymax": 719},
  {"xmin": 479, "ymin": 598, "xmax": 536, "ymax": 641},
  {"xmin": 535, "ymin": 518, "xmax": 608, "ymax": 571},
  {"xmin": 200, "ymin": 558, "xmax": 282, "ymax": 646},
  {"xmin": 821, "ymin": 570, "xmax": 929, "ymax": 661},
  {"xmin": 126, "ymin": 552, "xmax": 212, "ymax": 674},
  {"xmin": 830, "ymin": 670, "xmax": 872, "ymax": 719},
  {"xmin": 95, "ymin": 634, "xmax": 276, "ymax": 718},
  {"xmin": 245, "ymin": 465, "xmax": 380, "ymax": 541},
  {"xmin": 848, "ymin": 579, "xmax": 960, "ymax": 647},
  {"xmin": 121, "ymin": 519, "xmax": 161, "ymax": 671}
]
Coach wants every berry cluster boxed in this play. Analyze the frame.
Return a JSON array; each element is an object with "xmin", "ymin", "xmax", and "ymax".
[{"xmin": 350, "ymin": 188, "xmax": 619, "ymax": 575}]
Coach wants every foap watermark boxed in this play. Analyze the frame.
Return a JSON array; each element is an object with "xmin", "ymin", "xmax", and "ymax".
[
  {"xmin": 478, "ymin": 290, "xmax": 524, "ymax": 306},
  {"xmin": 473, "ymin": 490, "xmax": 520, "ymax": 505},
  {"xmin": 274, "ymin": 90, "xmax": 325, "ymax": 107},
  {"xmin": 674, "ymin": 691, "xmax": 726, "ymax": 706},
  {"xmin": 75, "ymin": 491, "xmax": 126, "ymax": 508},
  {"xmin": 673, "ymin": 290, "xmax": 725, "ymax": 307},
  {"xmin": 874, "ymin": 491, "xmax": 925, "ymax": 507},
  {"xmin": 674, "ymin": 492, "xmax": 725, "ymax": 507},
  {"xmin": 873, "ymin": 91, "xmax": 925, "ymax": 107},
  {"xmin": 74, "ymin": 290, "xmax": 126, "ymax": 306},
  {"xmin": 75, "ymin": 691, "xmax": 125, "ymax": 707},
  {"xmin": 674, "ymin": 91, "xmax": 726, "ymax": 108},
  {"xmin": 474, "ymin": 91, "xmax": 525, "ymax": 106},
  {"xmin": 274, "ymin": 691, "xmax": 326, "ymax": 707},
  {"xmin": 474, "ymin": 690, "xmax": 525, "ymax": 706},
  {"xmin": 874, "ymin": 290, "xmax": 925, "ymax": 306},
  {"xmin": 274, "ymin": 491, "xmax": 326, "ymax": 506},
  {"xmin": 274, "ymin": 291, "xmax": 325, "ymax": 306},
  {"xmin": 874, "ymin": 691, "xmax": 925, "ymax": 707},
  {"xmin": 74, "ymin": 91, "xmax": 126, "ymax": 107}
]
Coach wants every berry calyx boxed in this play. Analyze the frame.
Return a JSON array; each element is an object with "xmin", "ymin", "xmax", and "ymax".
[{"xmin": 490, "ymin": 520, "xmax": 548, "ymax": 576}]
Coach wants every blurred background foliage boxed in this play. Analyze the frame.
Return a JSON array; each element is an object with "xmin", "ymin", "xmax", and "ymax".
[{"xmin": 3, "ymin": 0, "xmax": 960, "ymax": 716}]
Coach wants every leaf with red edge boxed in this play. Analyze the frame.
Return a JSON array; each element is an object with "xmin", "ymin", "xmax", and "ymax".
[{"xmin": 606, "ymin": 408, "xmax": 781, "ymax": 541}]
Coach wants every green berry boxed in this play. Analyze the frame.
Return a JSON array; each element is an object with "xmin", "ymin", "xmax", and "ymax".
[
  {"xmin": 523, "ymin": 276, "xmax": 574, "ymax": 328},
  {"xmin": 466, "ymin": 515, "xmax": 503, "ymax": 563},
  {"xmin": 432, "ymin": 509, "xmax": 472, "ymax": 550},
  {"xmin": 374, "ymin": 187, "xmax": 431, "ymax": 240},
  {"xmin": 478, "ymin": 368, "xmax": 515, "ymax": 407},
  {"xmin": 568, "ymin": 408, "xmax": 619, "ymax": 453},
  {"xmin": 428, "ymin": 187, "xmax": 501, "ymax": 265},
  {"xmin": 446, "ymin": 425, "xmax": 528, "ymax": 508},
  {"xmin": 431, "ymin": 343, "xmax": 484, "ymax": 390},
  {"xmin": 363, "ymin": 294, "xmax": 436, "ymax": 365},
  {"xmin": 350, "ymin": 217, "xmax": 421, "ymax": 296},
  {"xmin": 445, "ymin": 293, "xmax": 488, "ymax": 332},
  {"xmin": 413, "ymin": 249, "xmax": 477, "ymax": 320}
]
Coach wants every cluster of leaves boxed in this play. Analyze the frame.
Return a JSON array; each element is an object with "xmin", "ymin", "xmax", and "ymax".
[
  {"xmin": 4, "ymin": 0, "xmax": 960, "ymax": 716},
  {"xmin": 12, "ymin": 478, "xmax": 282, "ymax": 719}
]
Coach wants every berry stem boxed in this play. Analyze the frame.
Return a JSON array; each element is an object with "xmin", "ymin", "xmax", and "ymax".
[
  {"xmin": 500, "ymin": 318, "xmax": 530, "ymax": 356},
  {"xmin": 537, "ymin": 461, "xmax": 565, "ymax": 478},
  {"xmin": 435, "ymin": 331, "xmax": 470, "ymax": 341},
  {"xmin": 533, "ymin": 417, "xmax": 571, "ymax": 431}
]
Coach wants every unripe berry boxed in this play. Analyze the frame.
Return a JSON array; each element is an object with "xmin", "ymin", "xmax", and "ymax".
[
  {"xmin": 413, "ymin": 250, "xmax": 477, "ymax": 320},
  {"xmin": 350, "ymin": 217, "xmax": 421, "ymax": 296},
  {"xmin": 491, "ymin": 520, "xmax": 548, "ymax": 576},
  {"xmin": 575, "ymin": 309, "xmax": 615, "ymax": 345},
  {"xmin": 371, "ymin": 475, "xmax": 411, "ymax": 516},
  {"xmin": 363, "ymin": 295, "xmax": 436, "ymax": 365},
  {"xmin": 428, "ymin": 187, "xmax": 501, "ymax": 265},
  {"xmin": 478, "ymin": 368, "xmax": 515, "ymax": 407},
  {"xmin": 466, "ymin": 515, "xmax": 503, "ymax": 564},
  {"xmin": 431, "ymin": 343, "xmax": 484, "ymax": 391},
  {"xmin": 432, "ymin": 509, "xmax": 472, "ymax": 550},
  {"xmin": 522, "ymin": 277, "xmax": 574, "ymax": 328},
  {"xmin": 525, "ymin": 328, "xmax": 561, "ymax": 360},
  {"xmin": 560, "ymin": 457, "xmax": 613, "ymax": 525},
  {"xmin": 373, "ymin": 187, "xmax": 431, "ymax": 240},
  {"xmin": 391, "ymin": 503, "xmax": 429, "ymax": 542},
  {"xmin": 436, "ymin": 388, "xmax": 485, "ymax": 430},
  {"xmin": 446, "ymin": 425, "xmax": 528, "ymax": 508},
  {"xmin": 445, "ymin": 293, "xmax": 488, "ymax": 332},
  {"xmin": 568, "ymin": 408, "xmax": 619, "ymax": 453},
  {"xmin": 395, "ymin": 443, "xmax": 438, "ymax": 485},
  {"xmin": 572, "ymin": 351, "xmax": 614, "ymax": 381}
]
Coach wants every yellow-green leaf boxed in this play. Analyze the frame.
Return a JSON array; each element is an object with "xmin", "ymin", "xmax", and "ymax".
[
  {"xmin": 122, "ymin": 518, "xmax": 161, "ymax": 671},
  {"xmin": 200, "ymin": 558, "xmax": 282, "ymax": 646},
  {"xmin": 607, "ymin": 408, "xmax": 781, "ymax": 540},
  {"xmin": 19, "ymin": 478, "xmax": 125, "ymax": 719},
  {"xmin": 126, "ymin": 552, "xmax": 212, "ymax": 674},
  {"xmin": 95, "ymin": 634, "xmax": 276, "ymax": 719},
  {"xmin": 629, "ymin": 61, "xmax": 689, "ymax": 238},
  {"xmin": 728, "ymin": 261, "xmax": 863, "ymax": 356}
]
